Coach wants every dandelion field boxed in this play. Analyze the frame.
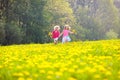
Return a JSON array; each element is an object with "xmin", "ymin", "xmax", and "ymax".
[{"xmin": 0, "ymin": 40, "xmax": 120, "ymax": 80}]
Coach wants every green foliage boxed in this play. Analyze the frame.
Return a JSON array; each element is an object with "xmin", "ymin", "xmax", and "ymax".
[
  {"xmin": 44, "ymin": 0, "xmax": 75, "ymax": 26},
  {"xmin": 20, "ymin": 0, "xmax": 47, "ymax": 43},
  {"xmin": 3, "ymin": 22, "xmax": 23, "ymax": 45},
  {"xmin": 68, "ymin": 0, "xmax": 120, "ymax": 40},
  {"xmin": 0, "ymin": 0, "xmax": 120, "ymax": 45},
  {"xmin": 105, "ymin": 29, "xmax": 118, "ymax": 39},
  {"xmin": 0, "ymin": 20, "xmax": 5, "ymax": 44}
]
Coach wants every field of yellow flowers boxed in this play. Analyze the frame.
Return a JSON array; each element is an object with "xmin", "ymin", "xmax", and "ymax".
[{"xmin": 0, "ymin": 39, "xmax": 120, "ymax": 80}]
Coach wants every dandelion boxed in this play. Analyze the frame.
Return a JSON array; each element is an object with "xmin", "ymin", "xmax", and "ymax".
[
  {"xmin": 118, "ymin": 71, "xmax": 120, "ymax": 74},
  {"xmin": 84, "ymin": 66, "xmax": 91, "ymax": 71},
  {"xmin": 23, "ymin": 71, "xmax": 30, "ymax": 76},
  {"xmin": 72, "ymin": 29, "xmax": 77, "ymax": 34},
  {"xmin": 48, "ymin": 32, "xmax": 52, "ymax": 38},
  {"xmin": 94, "ymin": 74, "xmax": 101, "ymax": 79},
  {"xmin": 68, "ymin": 68, "xmax": 75, "ymax": 73},
  {"xmin": 55, "ymin": 71, "xmax": 63, "ymax": 76},
  {"xmin": 47, "ymin": 75, "xmax": 52, "ymax": 79},
  {"xmin": 33, "ymin": 74, "xmax": 39, "ymax": 78},
  {"xmin": 68, "ymin": 77, "xmax": 77, "ymax": 80},
  {"xmin": 73, "ymin": 65, "xmax": 78, "ymax": 69},
  {"xmin": 89, "ymin": 68, "xmax": 96, "ymax": 73},
  {"xmin": 77, "ymin": 69, "xmax": 84, "ymax": 74},
  {"xmin": 80, "ymin": 62, "xmax": 86, "ymax": 66},
  {"xmin": 103, "ymin": 78, "xmax": 108, "ymax": 80},
  {"xmin": 48, "ymin": 71, "xmax": 54, "ymax": 75},
  {"xmin": 118, "ymin": 75, "xmax": 120, "ymax": 79},
  {"xmin": 18, "ymin": 77, "xmax": 25, "ymax": 80},
  {"xmin": 40, "ymin": 70, "xmax": 45, "ymax": 73},
  {"xmin": 0, "ymin": 65, "xmax": 3, "ymax": 69},
  {"xmin": 26, "ymin": 78, "xmax": 32, "ymax": 80},
  {"xmin": 105, "ymin": 71, "xmax": 112, "ymax": 76},
  {"xmin": 60, "ymin": 67, "xmax": 68, "ymax": 72},
  {"xmin": 16, "ymin": 66, "xmax": 23, "ymax": 69},
  {"xmin": 13, "ymin": 72, "xmax": 24, "ymax": 77}
]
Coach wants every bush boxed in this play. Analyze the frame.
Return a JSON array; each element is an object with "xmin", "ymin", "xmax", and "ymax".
[
  {"xmin": 3, "ymin": 22, "xmax": 23, "ymax": 45},
  {"xmin": 105, "ymin": 29, "xmax": 118, "ymax": 39}
]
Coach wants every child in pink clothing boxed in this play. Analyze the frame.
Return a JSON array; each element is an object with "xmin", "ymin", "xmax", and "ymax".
[
  {"xmin": 60, "ymin": 25, "xmax": 74, "ymax": 43},
  {"xmin": 52, "ymin": 25, "xmax": 60, "ymax": 44}
]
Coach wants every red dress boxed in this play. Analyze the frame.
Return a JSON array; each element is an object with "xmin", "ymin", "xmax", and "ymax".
[{"xmin": 52, "ymin": 30, "xmax": 60, "ymax": 38}]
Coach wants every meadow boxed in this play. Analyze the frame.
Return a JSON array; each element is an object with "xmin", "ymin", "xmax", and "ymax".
[{"xmin": 0, "ymin": 39, "xmax": 120, "ymax": 80}]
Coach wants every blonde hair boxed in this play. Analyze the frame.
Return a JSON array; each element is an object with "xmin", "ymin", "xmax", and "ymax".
[
  {"xmin": 54, "ymin": 25, "xmax": 60, "ymax": 30},
  {"xmin": 64, "ymin": 25, "xmax": 70, "ymax": 30}
]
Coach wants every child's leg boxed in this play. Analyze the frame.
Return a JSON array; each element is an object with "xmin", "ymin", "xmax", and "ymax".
[
  {"xmin": 54, "ymin": 38, "xmax": 58, "ymax": 44},
  {"xmin": 62, "ymin": 36, "xmax": 67, "ymax": 43},
  {"xmin": 67, "ymin": 36, "xmax": 71, "ymax": 42}
]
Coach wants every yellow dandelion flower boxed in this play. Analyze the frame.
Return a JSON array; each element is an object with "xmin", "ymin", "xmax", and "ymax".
[
  {"xmin": 23, "ymin": 71, "xmax": 30, "ymax": 76},
  {"xmin": 84, "ymin": 66, "xmax": 91, "ymax": 72},
  {"xmin": 47, "ymin": 75, "xmax": 52, "ymax": 79},
  {"xmin": 118, "ymin": 71, "xmax": 120, "ymax": 74},
  {"xmin": 0, "ymin": 65, "xmax": 3, "ymax": 69},
  {"xmin": 105, "ymin": 71, "xmax": 112, "ymax": 76},
  {"xmin": 13, "ymin": 72, "xmax": 24, "ymax": 77},
  {"xmin": 103, "ymin": 78, "xmax": 108, "ymax": 80},
  {"xmin": 18, "ymin": 77, "xmax": 25, "ymax": 80},
  {"xmin": 60, "ymin": 67, "xmax": 68, "ymax": 72},
  {"xmin": 33, "ymin": 74, "xmax": 38, "ymax": 78},
  {"xmin": 89, "ymin": 68, "xmax": 96, "ymax": 73},
  {"xmin": 117, "ymin": 57, "xmax": 120, "ymax": 60},
  {"xmin": 72, "ymin": 29, "xmax": 77, "ymax": 34},
  {"xmin": 48, "ymin": 32, "xmax": 52, "ymax": 37},
  {"xmin": 16, "ymin": 66, "xmax": 23, "ymax": 69},
  {"xmin": 40, "ymin": 70, "xmax": 45, "ymax": 73},
  {"xmin": 94, "ymin": 74, "xmax": 101, "ymax": 79},
  {"xmin": 77, "ymin": 69, "xmax": 84, "ymax": 74},
  {"xmin": 26, "ymin": 78, "xmax": 32, "ymax": 80},
  {"xmin": 68, "ymin": 77, "xmax": 77, "ymax": 80},
  {"xmin": 48, "ymin": 71, "xmax": 54, "ymax": 75},
  {"xmin": 118, "ymin": 75, "xmax": 120, "ymax": 79},
  {"xmin": 55, "ymin": 72, "xmax": 63, "ymax": 76},
  {"xmin": 73, "ymin": 65, "xmax": 78, "ymax": 69},
  {"xmin": 48, "ymin": 32, "xmax": 52, "ymax": 36},
  {"xmin": 80, "ymin": 62, "xmax": 86, "ymax": 66},
  {"xmin": 68, "ymin": 69, "xmax": 75, "ymax": 73}
]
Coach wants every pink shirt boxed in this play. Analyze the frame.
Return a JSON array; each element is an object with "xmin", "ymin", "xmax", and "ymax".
[
  {"xmin": 63, "ymin": 30, "xmax": 70, "ymax": 37},
  {"xmin": 52, "ymin": 30, "xmax": 60, "ymax": 38}
]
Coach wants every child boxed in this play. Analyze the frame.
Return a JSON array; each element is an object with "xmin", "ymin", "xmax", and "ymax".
[
  {"xmin": 60, "ymin": 25, "xmax": 74, "ymax": 43},
  {"xmin": 52, "ymin": 25, "xmax": 60, "ymax": 44}
]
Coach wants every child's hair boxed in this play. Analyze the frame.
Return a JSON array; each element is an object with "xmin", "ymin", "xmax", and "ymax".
[
  {"xmin": 64, "ymin": 25, "xmax": 70, "ymax": 30},
  {"xmin": 54, "ymin": 25, "xmax": 60, "ymax": 30}
]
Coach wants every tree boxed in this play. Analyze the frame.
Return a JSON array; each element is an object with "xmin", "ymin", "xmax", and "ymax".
[
  {"xmin": 68, "ymin": 0, "xmax": 120, "ymax": 40},
  {"xmin": 114, "ymin": 0, "xmax": 120, "ymax": 38},
  {"xmin": 0, "ymin": 0, "xmax": 48, "ymax": 44},
  {"xmin": 3, "ymin": 22, "xmax": 23, "ymax": 45},
  {"xmin": 0, "ymin": 20, "xmax": 5, "ymax": 44},
  {"xmin": 106, "ymin": 29, "xmax": 118, "ymax": 39},
  {"xmin": 44, "ymin": 0, "xmax": 75, "ymax": 26},
  {"xmin": 20, "ymin": 0, "xmax": 47, "ymax": 43}
]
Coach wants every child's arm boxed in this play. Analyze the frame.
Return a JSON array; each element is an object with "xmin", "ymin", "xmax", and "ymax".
[
  {"xmin": 59, "ymin": 32, "xmax": 63, "ymax": 37},
  {"xmin": 70, "ymin": 31, "xmax": 74, "ymax": 34},
  {"xmin": 69, "ymin": 31, "xmax": 74, "ymax": 34}
]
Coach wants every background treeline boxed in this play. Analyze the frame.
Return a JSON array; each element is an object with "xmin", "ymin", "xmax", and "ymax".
[{"xmin": 0, "ymin": 0, "xmax": 120, "ymax": 45}]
